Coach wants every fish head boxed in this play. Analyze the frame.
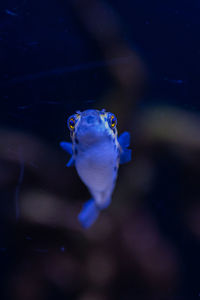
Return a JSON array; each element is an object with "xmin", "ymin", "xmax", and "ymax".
[{"xmin": 67, "ymin": 109, "xmax": 118, "ymax": 146}]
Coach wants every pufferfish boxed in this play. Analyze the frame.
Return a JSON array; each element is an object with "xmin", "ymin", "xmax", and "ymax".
[{"xmin": 60, "ymin": 109, "xmax": 131, "ymax": 228}]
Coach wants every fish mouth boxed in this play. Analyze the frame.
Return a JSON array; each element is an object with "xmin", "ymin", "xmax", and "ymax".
[
  {"xmin": 76, "ymin": 122, "xmax": 109, "ymax": 146},
  {"xmin": 75, "ymin": 110, "xmax": 109, "ymax": 145},
  {"xmin": 76, "ymin": 125, "xmax": 107, "ymax": 145}
]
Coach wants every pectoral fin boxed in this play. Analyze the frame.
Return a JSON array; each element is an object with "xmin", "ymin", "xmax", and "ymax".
[
  {"xmin": 60, "ymin": 141, "xmax": 75, "ymax": 167},
  {"xmin": 66, "ymin": 156, "xmax": 75, "ymax": 167},
  {"xmin": 118, "ymin": 132, "xmax": 132, "ymax": 164},
  {"xmin": 60, "ymin": 141, "xmax": 73, "ymax": 154},
  {"xmin": 120, "ymin": 148, "xmax": 132, "ymax": 164}
]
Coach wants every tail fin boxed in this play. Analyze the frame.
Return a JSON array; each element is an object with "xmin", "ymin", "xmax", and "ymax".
[{"xmin": 78, "ymin": 199, "xmax": 100, "ymax": 228}]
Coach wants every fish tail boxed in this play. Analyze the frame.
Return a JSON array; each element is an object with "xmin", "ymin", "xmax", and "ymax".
[{"xmin": 78, "ymin": 199, "xmax": 100, "ymax": 228}]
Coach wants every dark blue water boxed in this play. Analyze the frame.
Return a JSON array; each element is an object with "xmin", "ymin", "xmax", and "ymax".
[{"xmin": 0, "ymin": 1, "xmax": 200, "ymax": 299}]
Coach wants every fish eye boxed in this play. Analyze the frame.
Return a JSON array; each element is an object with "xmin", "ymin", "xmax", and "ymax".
[
  {"xmin": 109, "ymin": 113, "xmax": 117, "ymax": 129},
  {"xmin": 67, "ymin": 115, "xmax": 76, "ymax": 131}
]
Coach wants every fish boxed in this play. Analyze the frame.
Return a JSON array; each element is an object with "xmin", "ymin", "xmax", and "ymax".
[{"xmin": 60, "ymin": 109, "xmax": 131, "ymax": 228}]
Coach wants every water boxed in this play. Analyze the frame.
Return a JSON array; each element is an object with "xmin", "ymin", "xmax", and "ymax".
[{"xmin": 0, "ymin": 0, "xmax": 200, "ymax": 299}]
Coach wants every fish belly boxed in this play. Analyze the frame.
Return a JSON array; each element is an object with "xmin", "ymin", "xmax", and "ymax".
[{"xmin": 75, "ymin": 143, "xmax": 117, "ymax": 193}]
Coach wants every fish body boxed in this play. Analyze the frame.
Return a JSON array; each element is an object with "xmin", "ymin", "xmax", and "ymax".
[{"xmin": 60, "ymin": 109, "xmax": 131, "ymax": 228}]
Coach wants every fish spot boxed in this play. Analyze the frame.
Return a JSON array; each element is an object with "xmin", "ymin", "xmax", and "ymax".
[{"xmin": 114, "ymin": 166, "xmax": 117, "ymax": 172}]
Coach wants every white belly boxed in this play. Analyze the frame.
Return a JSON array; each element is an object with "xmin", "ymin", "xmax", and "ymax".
[{"xmin": 75, "ymin": 142, "xmax": 117, "ymax": 193}]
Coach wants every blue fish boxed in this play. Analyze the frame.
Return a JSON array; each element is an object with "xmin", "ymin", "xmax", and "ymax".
[{"xmin": 60, "ymin": 109, "xmax": 131, "ymax": 228}]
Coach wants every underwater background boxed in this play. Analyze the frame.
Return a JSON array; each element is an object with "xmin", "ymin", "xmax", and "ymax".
[{"xmin": 0, "ymin": 0, "xmax": 200, "ymax": 299}]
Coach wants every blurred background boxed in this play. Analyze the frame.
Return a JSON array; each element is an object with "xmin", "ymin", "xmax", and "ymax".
[{"xmin": 0, "ymin": 0, "xmax": 200, "ymax": 299}]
